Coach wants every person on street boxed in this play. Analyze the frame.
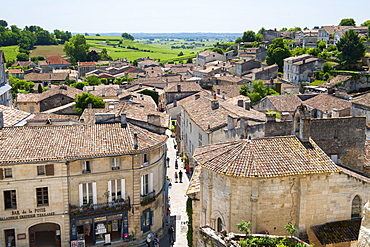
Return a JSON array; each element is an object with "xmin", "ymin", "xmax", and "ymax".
[
  {"xmin": 179, "ymin": 170, "xmax": 183, "ymax": 183},
  {"xmin": 154, "ymin": 234, "xmax": 160, "ymax": 247},
  {"xmin": 146, "ymin": 231, "xmax": 154, "ymax": 247},
  {"xmin": 175, "ymin": 159, "xmax": 178, "ymax": 169},
  {"xmin": 166, "ymin": 157, "xmax": 170, "ymax": 168},
  {"xmin": 174, "ymin": 172, "xmax": 178, "ymax": 183},
  {"xmin": 168, "ymin": 225, "xmax": 175, "ymax": 244}
]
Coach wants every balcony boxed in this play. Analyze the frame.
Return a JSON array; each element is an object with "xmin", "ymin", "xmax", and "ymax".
[
  {"xmin": 140, "ymin": 191, "xmax": 156, "ymax": 206},
  {"xmin": 70, "ymin": 197, "xmax": 130, "ymax": 218}
]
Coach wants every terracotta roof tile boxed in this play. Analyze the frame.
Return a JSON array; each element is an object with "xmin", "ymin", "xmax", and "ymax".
[
  {"xmin": 16, "ymin": 85, "xmax": 83, "ymax": 103},
  {"xmin": 0, "ymin": 105, "xmax": 31, "ymax": 127},
  {"xmin": 263, "ymin": 95, "xmax": 303, "ymax": 112},
  {"xmin": 45, "ymin": 55, "xmax": 71, "ymax": 65},
  {"xmin": 164, "ymin": 82, "xmax": 202, "ymax": 93},
  {"xmin": 0, "ymin": 123, "xmax": 167, "ymax": 164},
  {"xmin": 193, "ymin": 136, "xmax": 341, "ymax": 178},
  {"xmin": 304, "ymin": 94, "xmax": 351, "ymax": 112}
]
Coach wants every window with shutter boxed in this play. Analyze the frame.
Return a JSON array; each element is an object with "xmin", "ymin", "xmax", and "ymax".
[
  {"xmin": 4, "ymin": 190, "xmax": 17, "ymax": 209},
  {"xmin": 111, "ymin": 158, "xmax": 120, "ymax": 170},
  {"xmin": 0, "ymin": 168, "xmax": 3, "ymax": 180},
  {"xmin": 45, "ymin": 164, "xmax": 54, "ymax": 176},
  {"xmin": 82, "ymin": 161, "xmax": 91, "ymax": 173},
  {"xmin": 141, "ymin": 209, "xmax": 151, "ymax": 232},
  {"xmin": 37, "ymin": 166, "xmax": 45, "ymax": 176}
]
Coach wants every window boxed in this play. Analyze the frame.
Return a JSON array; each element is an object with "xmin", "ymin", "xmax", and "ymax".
[
  {"xmin": 4, "ymin": 190, "xmax": 17, "ymax": 209},
  {"xmin": 140, "ymin": 209, "xmax": 153, "ymax": 233},
  {"xmin": 108, "ymin": 179, "xmax": 125, "ymax": 202},
  {"xmin": 141, "ymin": 173, "xmax": 153, "ymax": 196},
  {"xmin": 79, "ymin": 182, "xmax": 97, "ymax": 206},
  {"xmin": 37, "ymin": 164, "xmax": 54, "ymax": 176},
  {"xmin": 217, "ymin": 218, "xmax": 223, "ymax": 232},
  {"xmin": 29, "ymin": 106, "xmax": 34, "ymax": 113},
  {"xmin": 0, "ymin": 168, "xmax": 12, "ymax": 179},
  {"xmin": 330, "ymin": 154, "xmax": 338, "ymax": 164},
  {"xmin": 111, "ymin": 158, "xmax": 120, "ymax": 170},
  {"xmin": 37, "ymin": 166, "xmax": 45, "ymax": 175},
  {"xmin": 143, "ymin": 154, "xmax": 149, "ymax": 166},
  {"xmin": 352, "ymin": 195, "xmax": 361, "ymax": 218},
  {"xmin": 82, "ymin": 161, "xmax": 91, "ymax": 174},
  {"xmin": 4, "ymin": 229, "xmax": 15, "ymax": 247},
  {"xmin": 199, "ymin": 133, "xmax": 203, "ymax": 146},
  {"xmin": 36, "ymin": 187, "xmax": 49, "ymax": 206}
]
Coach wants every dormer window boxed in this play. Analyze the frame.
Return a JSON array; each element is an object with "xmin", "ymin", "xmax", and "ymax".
[
  {"xmin": 111, "ymin": 158, "xmax": 120, "ymax": 170},
  {"xmin": 82, "ymin": 161, "xmax": 91, "ymax": 174}
]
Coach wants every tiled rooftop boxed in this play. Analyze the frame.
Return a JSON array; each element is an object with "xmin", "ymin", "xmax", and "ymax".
[
  {"xmin": 16, "ymin": 85, "xmax": 83, "ymax": 103},
  {"xmin": 304, "ymin": 94, "xmax": 351, "ymax": 112},
  {"xmin": 45, "ymin": 55, "xmax": 71, "ymax": 65},
  {"xmin": 193, "ymin": 136, "xmax": 341, "ymax": 178},
  {"xmin": 263, "ymin": 95, "xmax": 302, "ymax": 112},
  {"xmin": 24, "ymin": 72, "xmax": 69, "ymax": 82},
  {"xmin": 0, "ymin": 123, "xmax": 167, "ymax": 164},
  {"xmin": 164, "ymin": 82, "xmax": 202, "ymax": 93},
  {"xmin": 311, "ymin": 218, "xmax": 361, "ymax": 245},
  {"xmin": 0, "ymin": 105, "xmax": 31, "ymax": 127}
]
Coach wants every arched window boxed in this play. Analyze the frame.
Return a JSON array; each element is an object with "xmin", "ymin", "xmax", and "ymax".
[
  {"xmin": 351, "ymin": 195, "xmax": 361, "ymax": 218},
  {"xmin": 217, "ymin": 218, "xmax": 223, "ymax": 232}
]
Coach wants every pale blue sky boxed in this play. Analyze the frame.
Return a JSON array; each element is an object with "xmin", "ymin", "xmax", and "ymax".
[{"xmin": 1, "ymin": 0, "xmax": 369, "ymax": 33}]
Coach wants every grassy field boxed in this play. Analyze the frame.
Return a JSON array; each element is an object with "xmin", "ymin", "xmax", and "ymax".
[
  {"xmin": 30, "ymin": 45, "xmax": 66, "ymax": 57},
  {"xmin": 86, "ymin": 36, "xmax": 211, "ymax": 63},
  {"xmin": 0, "ymin": 45, "xmax": 19, "ymax": 62}
]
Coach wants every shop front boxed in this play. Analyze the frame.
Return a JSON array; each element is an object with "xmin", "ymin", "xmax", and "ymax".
[{"xmin": 70, "ymin": 211, "xmax": 129, "ymax": 245}]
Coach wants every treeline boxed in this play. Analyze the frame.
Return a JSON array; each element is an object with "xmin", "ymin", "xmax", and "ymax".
[{"xmin": 0, "ymin": 19, "xmax": 71, "ymax": 50}]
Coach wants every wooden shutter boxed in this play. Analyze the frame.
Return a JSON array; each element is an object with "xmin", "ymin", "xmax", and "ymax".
[
  {"xmin": 45, "ymin": 164, "xmax": 54, "ymax": 176},
  {"xmin": 0, "ymin": 168, "xmax": 3, "ymax": 180},
  {"xmin": 149, "ymin": 210, "xmax": 153, "ymax": 226}
]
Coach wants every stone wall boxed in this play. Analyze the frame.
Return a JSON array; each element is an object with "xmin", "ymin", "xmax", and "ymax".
[
  {"xmin": 197, "ymin": 168, "xmax": 370, "ymax": 247},
  {"xmin": 40, "ymin": 94, "xmax": 75, "ymax": 112}
]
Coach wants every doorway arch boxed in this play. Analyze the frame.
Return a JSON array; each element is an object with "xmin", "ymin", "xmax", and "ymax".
[{"xmin": 29, "ymin": 223, "xmax": 61, "ymax": 247}]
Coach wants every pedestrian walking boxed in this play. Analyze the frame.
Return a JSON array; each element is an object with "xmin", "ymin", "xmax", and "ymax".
[
  {"xmin": 179, "ymin": 170, "xmax": 183, "ymax": 183},
  {"xmin": 168, "ymin": 225, "xmax": 175, "ymax": 244},
  {"xmin": 175, "ymin": 159, "xmax": 178, "ymax": 169},
  {"xmin": 174, "ymin": 172, "xmax": 178, "ymax": 183},
  {"xmin": 146, "ymin": 231, "xmax": 154, "ymax": 247},
  {"xmin": 154, "ymin": 234, "xmax": 160, "ymax": 247},
  {"xmin": 166, "ymin": 157, "xmax": 170, "ymax": 168}
]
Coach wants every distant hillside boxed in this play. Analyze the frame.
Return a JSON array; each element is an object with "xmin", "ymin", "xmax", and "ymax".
[{"xmin": 75, "ymin": 32, "xmax": 242, "ymax": 40}]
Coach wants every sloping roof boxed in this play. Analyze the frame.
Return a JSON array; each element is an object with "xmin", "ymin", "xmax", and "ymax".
[
  {"xmin": 180, "ymin": 96, "xmax": 265, "ymax": 132},
  {"xmin": 214, "ymin": 85, "xmax": 243, "ymax": 99},
  {"xmin": 24, "ymin": 72, "xmax": 69, "ymax": 82},
  {"xmin": 8, "ymin": 69, "xmax": 24, "ymax": 74},
  {"xmin": 321, "ymin": 26, "xmax": 353, "ymax": 35},
  {"xmin": 45, "ymin": 55, "xmax": 71, "ymax": 65},
  {"xmin": 0, "ymin": 123, "xmax": 167, "ymax": 164},
  {"xmin": 263, "ymin": 95, "xmax": 303, "ymax": 112},
  {"xmin": 193, "ymin": 136, "xmax": 340, "ymax": 178},
  {"xmin": 311, "ymin": 218, "xmax": 361, "ymax": 245},
  {"xmin": 164, "ymin": 82, "xmax": 202, "ymax": 93},
  {"xmin": 351, "ymin": 92, "xmax": 370, "ymax": 108},
  {"xmin": 16, "ymin": 85, "xmax": 83, "ymax": 103},
  {"xmin": 78, "ymin": 62, "xmax": 96, "ymax": 66},
  {"xmin": 304, "ymin": 94, "xmax": 351, "ymax": 112},
  {"xmin": 187, "ymin": 165, "xmax": 202, "ymax": 194},
  {"xmin": 0, "ymin": 105, "xmax": 32, "ymax": 127}
]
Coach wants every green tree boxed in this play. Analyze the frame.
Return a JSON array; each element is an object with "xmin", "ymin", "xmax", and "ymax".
[
  {"xmin": 9, "ymin": 75, "xmax": 35, "ymax": 99},
  {"xmin": 266, "ymin": 38, "xmax": 291, "ymax": 72},
  {"xmin": 75, "ymin": 93, "xmax": 105, "ymax": 115},
  {"xmin": 186, "ymin": 58, "xmax": 193, "ymax": 63},
  {"xmin": 63, "ymin": 34, "xmax": 90, "ymax": 64},
  {"xmin": 86, "ymin": 76, "xmax": 101, "ymax": 86},
  {"xmin": 339, "ymin": 18, "xmax": 356, "ymax": 26},
  {"xmin": 237, "ymin": 220, "xmax": 252, "ymax": 235},
  {"xmin": 242, "ymin": 30, "xmax": 256, "ymax": 42},
  {"xmin": 240, "ymin": 81, "xmax": 279, "ymax": 105},
  {"xmin": 71, "ymin": 81, "xmax": 88, "ymax": 90},
  {"xmin": 336, "ymin": 29, "xmax": 366, "ymax": 66},
  {"xmin": 16, "ymin": 53, "xmax": 29, "ymax": 61},
  {"xmin": 280, "ymin": 27, "xmax": 288, "ymax": 31},
  {"xmin": 99, "ymin": 48, "xmax": 112, "ymax": 61},
  {"xmin": 322, "ymin": 62, "xmax": 334, "ymax": 73},
  {"xmin": 121, "ymin": 32, "xmax": 134, "ymax": 40},
  {"xmin": 361, "ymin": 20, "xmax": 370, "ymax": 27},
  {"xmin": 0, "ymin": 20, "xmax": 7, "ymax": 27},
  {"xmin": 317, "ymin": 40, "xmax": 326, "ymax": 51},
  {"xmin": 178, "ymin": 51, "xmax": 184, "ymax": 56},
  {"xmin": 86, "ymin": 50, "xmax": 99, "ymax": 62},
  {"xmin": 37, "ymin": 84, "xmax": 43, "ymax": 93}
]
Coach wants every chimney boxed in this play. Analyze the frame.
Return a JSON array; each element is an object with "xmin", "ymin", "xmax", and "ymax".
[
  {"xmin": 227, "ymin": 115, "xmax": 236, "ymax": 130},
  {"xmin": 139, "ymin": 83, "xmax": 142, "ymax": 88},
  {"xmin": 102, "ymin": 88, "xmax": 106, "ymax": 97},
  {"xmin": 147, "ymin": 114, "xmax": 161, "ymax": 126},
  {"xmin": 244, "ymin": 100, "xmax": 251, "ymax": 110},
  {"xmin": 121, "ymin": 113, "xmax": 127, "ymax": 128},
  {"xmin": 133, "ymin": 132, "xmax": 138, "ymax": 149},
  {"xmin": 217, "ymin": 88, "xmax": 221, "ymax": 95},
  {"xmin": 295, "ymin": 104, "xmax": 311, "ymax": 143},
  {"xmin": 213, "ymin": 93, "xmax": 217, "ymax": 100},
  {"xmin": 173, "ymin": 99, "xmax": 177, "ymax": 107},
  {"xmin": 211, "ymin": 100, "xmax": 219, "ymax": 110},
  {"xmin": 194, "ymin": 94, "xmax": 200, "ymax": 100},
  {"xmin": 332, "ymin": 108, "xmax": 339, "ymax": 118},
  {"xmin": 88, "ymin": 103, "xmax": 92, "ymax": 109},
  {"xmin": 280, "ymin": 112, "xmax": 290, "ymax": 121},
  {"xmin": 177, "ymin": 84, "xmax": 181, "ymax": 92},
  {"xmin": 237, "ymin": 99, "xmax": 244, "ymax": 107},
  {"xmin": 0, "ymin": 111, "xmax": 3, "ymax": 130}
]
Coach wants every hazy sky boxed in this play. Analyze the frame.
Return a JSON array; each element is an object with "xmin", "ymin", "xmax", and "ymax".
[{"xmin": 2, "ymin": 0, "xmax": 369, "ymax": 33}]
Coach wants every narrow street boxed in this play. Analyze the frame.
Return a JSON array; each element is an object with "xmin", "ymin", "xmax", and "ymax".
[{"xmin": 161, "ymin": 131, "xmax": 190, "ymax": 247}]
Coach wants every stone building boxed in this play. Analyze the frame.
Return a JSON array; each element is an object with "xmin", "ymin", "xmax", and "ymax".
[
  {"xmin": 195, "ymin": 51, "xmax": 226, "ymax": 66},
  {"xmin": 304, "ymin": 93, "xmax": 352, "ymax": 118},
  {"xmin": 0, "ymin": 115, "xmax": 168, "ymax": 246},
  {"xmin": 39, "ymin": 55, "xmax": 71, "ymax": 73},
  {"xmin": 234, "ymin": 59, "xmax": 261, "ymax": 77},
  {"xmin": 247, "ymin": 64, "xmax": 278, "ymax": 81},
  {"xmin": 283, "ymin": 54, "xmax": 323, "ymax": 85},
  {"xmin": 187, "ymin": 109, "xmax": 370, "ymax": 246},
  {"xmin": 16, "ymin": 85, "xmax": 83, "ymax": 113}
]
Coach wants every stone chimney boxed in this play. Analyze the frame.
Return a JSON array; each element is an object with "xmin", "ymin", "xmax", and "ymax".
[
  {"xmin": 332, "ymin": 108, "xmax": 339, "ymax": 118},
  {"xmin": 237, "ymin": 99, "xmax": 244, "ymax": 107},
  {"xmin": 244, "ymin": 100, "xmax": 251, "ymax": 110},
  {"xmin": 211, "ymin": 100, "xmax": 219, "ymax": 110},
  {"xmin": 177, "ymin": 84, "xmax": 181, "ymax": 92},
  {"xmin": 102, "ymin": 88, "xmax": 106, "ymax": 97},
  {"xmin": 120, "ymin": 113, "xmax": 127, "ymax": 128},
  {"xmin": 294, "ymin": 104, "xmax": 311, "ymax": 143},
  {"xmin": 227, "ymin": 115, "xmax": 236, "ymax": 130},
  {"xmin": 147, "ymin": 114, "xmax": 161, "ymax": 126},
  {"xmin": 133, "ymin": 132, "xmax": 138, "ymax": 149},
  {"xmin": 0, "ymin": 111, "xmax": 3, "ymax": 130}
]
